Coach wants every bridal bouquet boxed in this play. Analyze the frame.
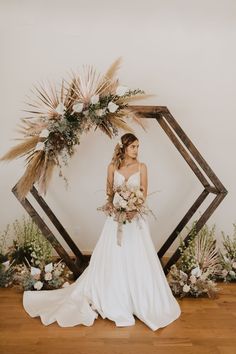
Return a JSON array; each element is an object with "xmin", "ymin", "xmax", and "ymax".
[{"xmin": 97, "ymin": 182, "xmax": 155, "ymax": 246}]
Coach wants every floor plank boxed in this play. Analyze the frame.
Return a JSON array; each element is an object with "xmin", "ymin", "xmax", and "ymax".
[{"xmin": 0, "ymin": 282, "xmax": 236, "ymax": 354}]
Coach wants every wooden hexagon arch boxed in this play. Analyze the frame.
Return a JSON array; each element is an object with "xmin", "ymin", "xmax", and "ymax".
[{"xmin": 12, "ymin": 105, "xmax": 228, "ymax": 278}]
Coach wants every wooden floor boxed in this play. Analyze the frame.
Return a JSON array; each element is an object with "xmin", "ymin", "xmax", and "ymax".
[{"xmin": 0, "ymin": 283, "xmax": 236, "ymax": 354}]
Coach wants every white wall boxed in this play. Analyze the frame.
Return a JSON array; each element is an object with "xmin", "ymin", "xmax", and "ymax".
[{"xmin": 0, "ymin": 0, "xmax": 235, "ymax": 255}]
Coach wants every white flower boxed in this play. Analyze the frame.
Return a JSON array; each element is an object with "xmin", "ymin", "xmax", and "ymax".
[
  {"xmin": 136, "ymin": 190, "xmax": 143, "ymax": 198},
  {"xmin": 222, "ymin": 269, "xmax": 228, "ymax": 277},
  {"xmin": 90, "ymin": 95, "xmax": 99, "ymax": 104},
  {"xmin": 34, "ymin": 281, "xmax": 43, "ymax": 290},
  {"xmin": 116, "ymin": 85, "xmax": 129, "ymax": 96},
  {"xmin": 45, "ymin": 262, "xmax": 53, "ymax": 273},
  {"xmin": 96, "ymin": 108, "xmax": 106, "ymax": 117},
  {"xmin": 62, "ymin": 281, "xmax": 70, "ymax": 288},
  {"xmin": 30, "ymin": 266, "xmax": 41, "ymax": 276},
  {"xmin": 2, "ymin": 260, "xmax": 10, "ymax": 269},
  {"xmin": 108, "ymin": 101, "xmax": 119, "ymax": 113},
  {"xmin": 34, "ymin": 142, "xmax": 45, "ymax": 151},
  {"xmin": 229, "ymin": 270, "xmax": 235, "ymax": 277},
  {"xmin": 120, "ymin": 200, "xmax": 128, "ymax": 208},
  {"xmin": 232, "ymin": 262, "xmax": 236, "ymax": 269},
  {"xmin": 44, "ymin": 272, "xmax": 52, "ymax": 281},
  {"xmin": 191, "ymin": 265, "xmax": 202, "ymax": 278},
  {"xmin": 55, "ymin": 102, "xmax": 66, "ymax": 115},
  {"xmin": 72, "ymin": 102, "xmax": 84, "ymax": 113},
  {"xmin": 39, "ymin": 129, "xmax": 49, "ymax": 138},
  {"xmin": 183, "ymin": 284, "xmax": 190, "ymax": 292},
  {"xmin": 117, "ymin": 140, "xmax": 123, "ymax": 148},
  {"xmin": 30, "ymin": 251, "xmax": 36, "ymax": 258},
  {"xmin": 190, "ymin": 275, "xmax": 196, "ymax": 284}
]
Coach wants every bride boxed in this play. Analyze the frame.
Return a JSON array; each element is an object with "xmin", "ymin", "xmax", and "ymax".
[{"xmin": 23, "ymin": 133, "xmax": 181, "ymax": 331}]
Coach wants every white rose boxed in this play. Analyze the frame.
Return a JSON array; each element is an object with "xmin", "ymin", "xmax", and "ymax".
[
  {"xmin": 190, "ymin": 275, "xmax": 196, "ymax": 284},
  {"xmin": 34, "ymin": 281, "xmax": 43, "ymax": 290},
  {"xmin": 232, "ymin": 262, "xmax": 236, "ymax": 269},
  {"xmin": 120, "ymin": 200, "xmax": 128, "ymax": 208},
  {"xmin": 39, "ymin": 129, "xmax": 49, "ymax": 138},
  {"xmin": 34, "ymin": 142, "xmax": 45, "ymax": 151},
  {"xmin": 191, "ymin": 265, "xmax": 202, "ymax": 278},
  {"xmin": 62, "ymin": 281, "xmax": 70, "ymax": 288},
  {"xmin": 30, "ymin": 266, "xmax": 41, "ymax": 276},
  {"xmin": 222, "ymin": 269, "xmax": 228, "ymax": 276},
  {"xmin": 96, "ymin": 108, "xmax": 106, "ymax": 117},
  {"xmin": 90, "ymin": 95, "xmax": 99, "ymax": 104},
  {"xmin": 44, "ymin": 272, "xmax": 52, "ymax": 281},
  {"xmin": 72, "ymin": 102, "xmax": 84, "ymax": 113},
  {"xmin": 108, "ymin": 101, "xmax": 119, "ymax": 113},
  {"xmin": 45, "ymin": 262, "xmax": 53, "ymax": 273},
  {"xmin": 115, "ymin": 85, "xmax": 129, "ymax": 96},
  {"xmin": 55, "ymin": 102, "xmax": 66, "ymax": 115},
  {"xmin": 229, "ymin": 270, "xmax": 235, "ymax": 276},
  {"xmin": 183, "ymin": 284, "xmax": 190, "ymax": 292}
]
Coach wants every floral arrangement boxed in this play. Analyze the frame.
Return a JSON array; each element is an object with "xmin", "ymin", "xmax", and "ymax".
[
  {"xmin": 217, "ymin": 223, "xmax": 236, "ymax": 282},
  {"xmin": 0, "ymin": 57, "xmax": 150, "ymax": 200},
  {"xmin": 97, "ymin": 181, "xmax": 156, "ymax": 246},
  {"xmin": 13, "ymin": 260, "xmax": 72, "ymax": 291},
  {"xmin": 167, "ymin": 222, "xmax": 221, "ymax": 298},
  {"xmin": 0, "ymin": 216, "xmax": 72, "ymax": 290}
]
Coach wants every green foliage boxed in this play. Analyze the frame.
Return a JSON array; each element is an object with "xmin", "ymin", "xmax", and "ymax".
[{"xmin": 10, "ymin": 215, "xmax": 53, "ymax": 267}]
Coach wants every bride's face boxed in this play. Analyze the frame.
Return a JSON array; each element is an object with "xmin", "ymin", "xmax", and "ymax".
[{"xmin": 125, "ymin": 140, "xmax": 139, "ymax": 159}]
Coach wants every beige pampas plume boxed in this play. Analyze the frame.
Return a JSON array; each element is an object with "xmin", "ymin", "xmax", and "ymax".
[{"xmin": 0, "ymin": 136, "xmax": 39, "ymax": 161}]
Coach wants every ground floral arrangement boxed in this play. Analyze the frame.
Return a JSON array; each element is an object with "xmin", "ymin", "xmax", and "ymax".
[
  {"xmin": 0, "ymin": 216, "xmax": 236, "ymax": 295},
  {"xmin": 0, "ymin": 216, "xmax": 73, "ymax": 290},
  {"xmin": 167, "ymin": 222, "xmax": 236, "ymax": 298},
  {"xmin": 0, "ymin": 57, "xmax": 150, "ymax": 200}
]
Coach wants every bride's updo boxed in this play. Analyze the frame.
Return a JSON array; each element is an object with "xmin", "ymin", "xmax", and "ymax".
[{"xmin": 111, "ymin": 133, "xmax": 138, "ymax": 169}]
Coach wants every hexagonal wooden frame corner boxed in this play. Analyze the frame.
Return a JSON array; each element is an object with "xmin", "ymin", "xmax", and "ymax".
[{"xmin": 12, "ymin": 105, "xmax": 228, "ymax": 278}]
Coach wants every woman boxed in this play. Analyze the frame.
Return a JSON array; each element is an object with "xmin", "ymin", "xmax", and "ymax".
[{"xmin": 23, "ymin": 133, "xmax": 181, "ymax": 330}]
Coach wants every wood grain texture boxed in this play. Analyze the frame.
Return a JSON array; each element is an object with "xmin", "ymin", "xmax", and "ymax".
[{"xmin": 0, "ymin": 283, "xmax": 235, "ymax": 354}]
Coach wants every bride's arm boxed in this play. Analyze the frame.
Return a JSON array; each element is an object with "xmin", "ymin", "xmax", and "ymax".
[
  {"xmin": 140, "ymin": 162, "xmax": 148, "ymax": 200},
  {"xmin": 106, "ymin": 163, "xmax": 115, "ymax": 203}
]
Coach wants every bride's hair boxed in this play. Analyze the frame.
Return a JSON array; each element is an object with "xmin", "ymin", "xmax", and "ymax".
[{"xmin": 111, "ymin": 133, "xmax": 139, "ymax": 169}]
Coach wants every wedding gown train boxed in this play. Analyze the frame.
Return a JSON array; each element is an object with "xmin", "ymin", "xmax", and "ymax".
[{"xmin": 23, "ymin": 165, "xmax": 181, "ymax": 331}]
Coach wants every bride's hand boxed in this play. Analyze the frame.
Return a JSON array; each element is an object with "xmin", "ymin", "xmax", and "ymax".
[{"xmin": 105, "ymin": 202, "xmax": 114, "ymax": 216}]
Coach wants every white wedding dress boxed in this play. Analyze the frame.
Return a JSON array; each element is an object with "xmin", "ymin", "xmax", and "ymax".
[{"xmin": 23, "ymin": 165, "xmax": 181, "ymax": 331}]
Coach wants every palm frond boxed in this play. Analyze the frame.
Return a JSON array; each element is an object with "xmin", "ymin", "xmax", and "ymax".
[
  {"xmin": 104, "ymin": 57, "xmax": 122, "ymax": 81},
  {"xmin": 0, "ymin": 136, "xmax": 39, "ymax": 161},
  {"xmin": 16, "ymin": 151, "xmax": 45, "ymax": 200},
  {"xmin": 109, "ymin": 116, "xmax": 134, "ymax": 133}
]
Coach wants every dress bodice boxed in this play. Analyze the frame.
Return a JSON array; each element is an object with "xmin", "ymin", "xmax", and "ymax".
[{"xmin": 113, "ymin": 163, "xmax": 141, "ymax": 188}]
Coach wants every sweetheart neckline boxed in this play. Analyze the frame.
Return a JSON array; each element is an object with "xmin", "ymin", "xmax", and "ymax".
[{"xmin": 115, "ymin": 170, "xmax": 140, "ymax": 182}]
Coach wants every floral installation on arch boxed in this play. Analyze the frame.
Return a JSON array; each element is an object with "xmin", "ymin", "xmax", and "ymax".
[{"xmin": 0, "ymin": 57, "xmax": 150, "ymax": 200}]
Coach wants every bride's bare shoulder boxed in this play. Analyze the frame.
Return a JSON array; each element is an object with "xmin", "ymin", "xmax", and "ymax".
[
  {"xmin": 140, "ymin": 162, "xmax": 147, "ymax": 172},
  {"xmin": 107, "ymin": 162, "xmax": 115, "ymax": 173}
]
